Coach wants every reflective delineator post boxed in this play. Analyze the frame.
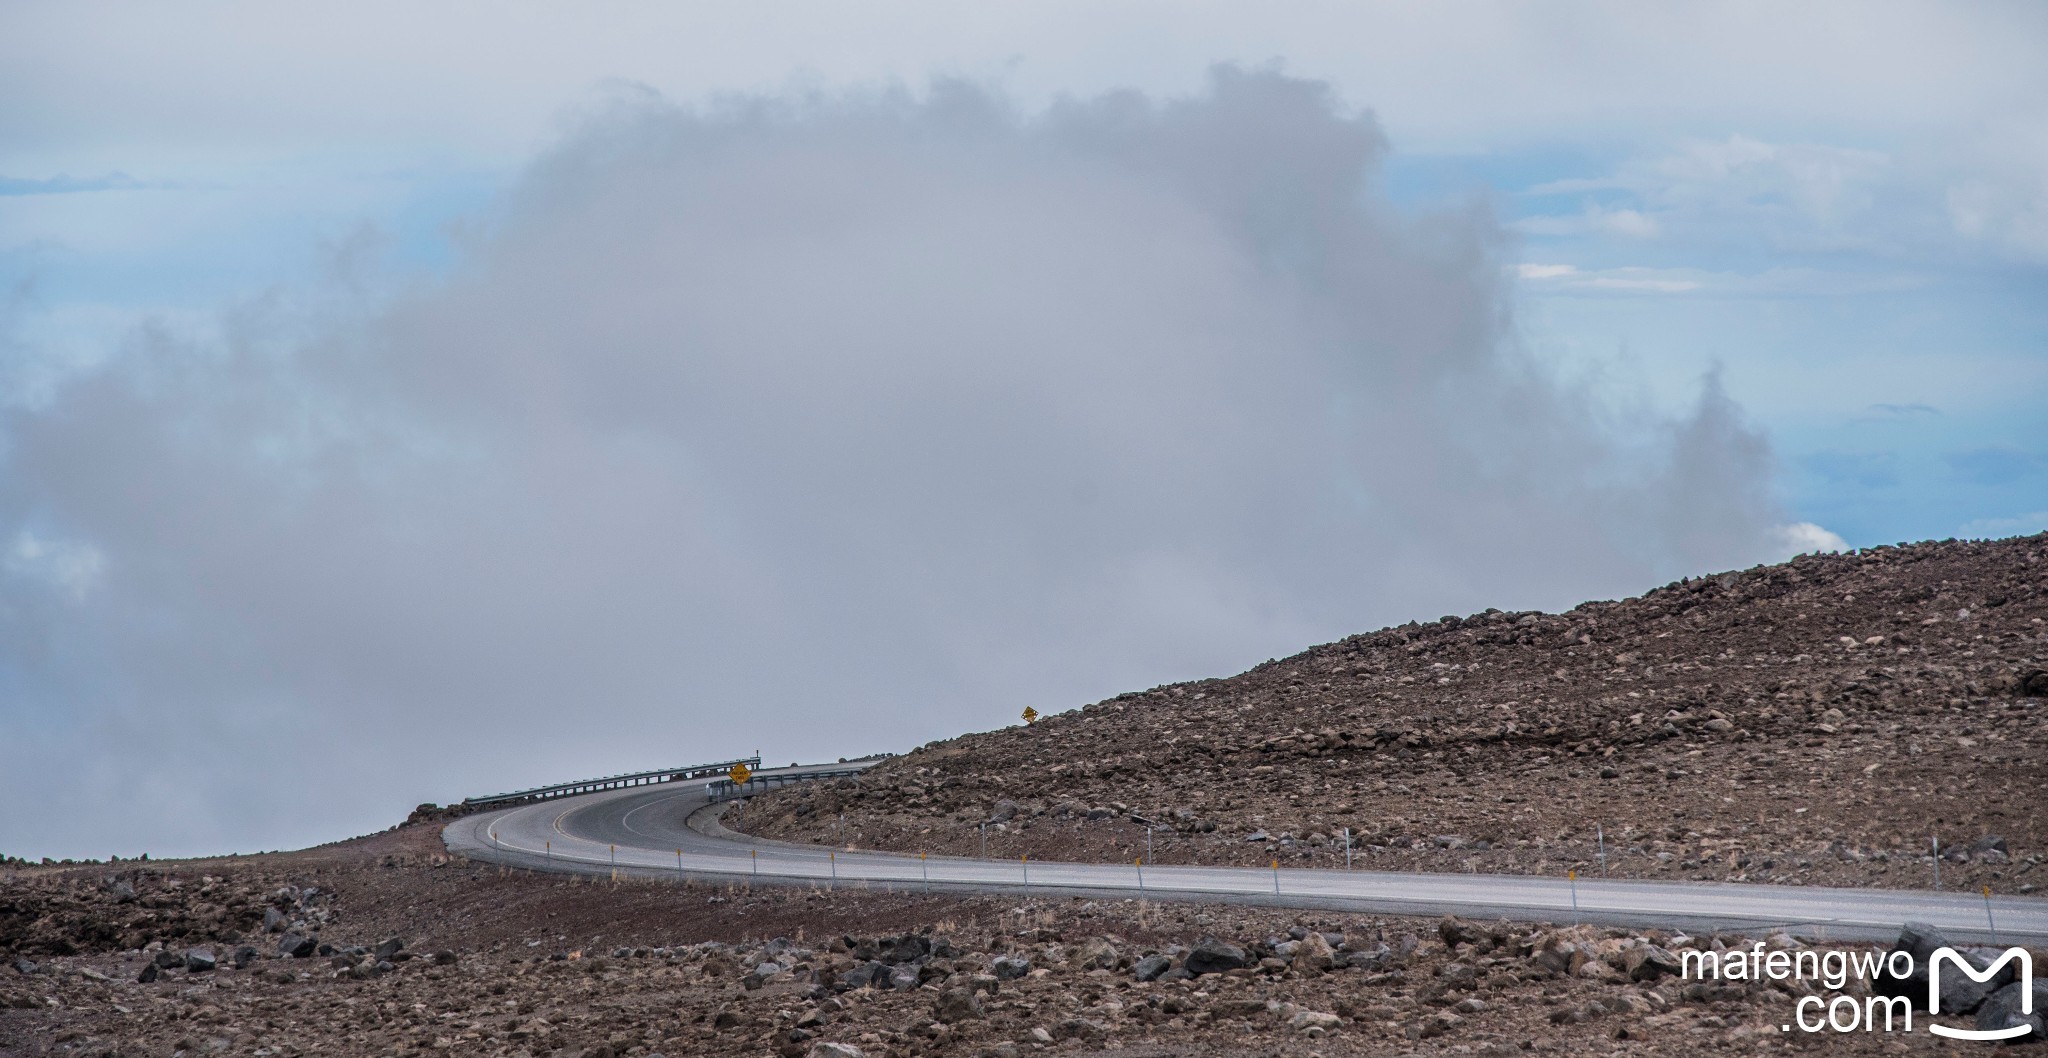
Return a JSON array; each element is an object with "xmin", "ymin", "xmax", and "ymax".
[
  {"xmin": 1597, "ymin": 825, "xmax": 1607, "ymax": 878},
  {"xmin": 675, "ymin": 848, "xmax": 682, "ymax": 884},
  {"xmin": 1145, "ymin": 826, "xmax": 1153, "ymax": 864},
  {"xmin": 751, "ymin": 848, "xmax": 758, "ymax": 879},
  {"xmin": 1343, "ymin": 827, "xmax": 1352, "ymax": 868},
  {"xmin": 1985, "ymin": 886, "xmax": 1999, "ymax": 945},
  {"xmin": 829, "ymin": 851, "xmax": 836, "ymax": 890},
  {"xmin": 1569, "ymin": 869, "xmax": 1580, "ymax": 926},
  {"xmin": 1272, "ymin": 859, "xmax": 1280, "ymax": 895}
]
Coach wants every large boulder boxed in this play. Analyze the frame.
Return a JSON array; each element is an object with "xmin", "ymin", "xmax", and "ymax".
[
  {"xmin": 1438, "ymin": 918, "xmax": 1483, "ymax": 948},
  {"xmin": 1053, "ymin": 1018, "xmax": 1108, "ymax": 1042},
  {"xmin": 838, "ymin": 961, "xmax": 888, "ymax": 989},
  {"xmin": 880, "ymin": 934, "xmax": 929, "ymax": 964},
  {"xmin": 1183, "ymin": 937, "xmax": 1250, "ymax": 975},
  {"xmin": 1623, "ymin": 942, "xmax": 1682, "ymax": 982},
  {"xmin": 743, "ymin": 961, "xmax": 787, "ymax": 990},
  {"xmin": 1975, "ymin": 980, "xmax": 2048, "ymax": 1040},
  {"xmin": 1291, "ymin": 931, "xmax": 1336, "ymax": 974},
  {"xmin": 183, "ymin": 948, "xmax": 217, "ymax": 973},
  {"xmin": 1873, "ymin": 922, "xmax": 2019, "ymax": 1013},
  {"xmin": 277, "ymin": 933, "xmax": 317, "ymax": 959},
  {"xmin": 933, "ymin": 989, "xmax": 984, "ymax": 1023},
  {"xmin": 990, "ymin": 955, "xmax": 1031, "ymax": 980},
  {"xmin": 1132, "ymin": 954, "xmax": 1173, "ymax": 982}
]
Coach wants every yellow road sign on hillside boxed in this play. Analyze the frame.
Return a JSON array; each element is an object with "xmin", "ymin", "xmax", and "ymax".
[
  {"xmin": 729, "ymin": 763, "xmax": 752, "ymax": 785},
  {"xmin": 1021, "ymin": 706, "xmax": 1039, "ymax": 724}
]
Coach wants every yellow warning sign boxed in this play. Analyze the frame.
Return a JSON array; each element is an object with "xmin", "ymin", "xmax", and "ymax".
[
  {"xmin": 729, "ymin": 762, "xmax": 753, "ymax": 785},
  {"xmin": 1021, "ymin": 706, "xmax": 1039, "ymax": 724}
]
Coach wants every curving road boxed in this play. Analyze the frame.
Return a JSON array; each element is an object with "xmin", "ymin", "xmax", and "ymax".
[{"xmin": 445, "ymin": 763, "xmax": 2048, "ymax": 944}]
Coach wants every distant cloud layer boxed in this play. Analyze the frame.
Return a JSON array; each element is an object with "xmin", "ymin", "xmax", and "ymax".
[{"xmin": 0, "ymin": 71, "xmax": 1825, "ymax": 859}]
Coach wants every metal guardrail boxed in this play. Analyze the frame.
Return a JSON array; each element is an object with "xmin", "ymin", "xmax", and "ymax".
[
  {"xmin": 463, "ymin": 756, "xmax": 763, "ymax": 807},
  {"xmin": 706, "ymin": 765, "xmax": 869, "ymax": 801}
]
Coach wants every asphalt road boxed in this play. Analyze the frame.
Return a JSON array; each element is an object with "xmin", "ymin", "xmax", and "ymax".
[{"xmin": 445, "ymin": 764, "xmax": 2048, "ymax": 944}]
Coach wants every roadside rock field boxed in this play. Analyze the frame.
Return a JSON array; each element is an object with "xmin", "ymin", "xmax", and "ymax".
[
  {"xmin": 738, "ymin": 535, "xmax": 2048, "ymax": 891},
  {"xmin": 6, "ymin": 824, "xmax": 2028, "ymax": 1056}
]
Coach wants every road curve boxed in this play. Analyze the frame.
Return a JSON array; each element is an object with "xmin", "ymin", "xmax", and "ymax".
[{"xmin": 445, "ymin": 763, "xmax": 2048, "ymax": 945}]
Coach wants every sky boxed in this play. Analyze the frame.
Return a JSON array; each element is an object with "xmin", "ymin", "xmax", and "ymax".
[{"xmin": 2, "ymin": 2, "xmax": 2044, "ymax": 860}]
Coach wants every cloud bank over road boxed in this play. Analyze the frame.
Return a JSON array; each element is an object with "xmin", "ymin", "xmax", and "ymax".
[{"xmin": 0, "ymin": 71, "xmax": 1822, "ymax": 859}]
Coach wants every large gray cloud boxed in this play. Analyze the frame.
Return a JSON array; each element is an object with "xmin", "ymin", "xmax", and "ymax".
[{"xmin": 1, "ymin": 70, "xmax": 1810, "ymax": 859}]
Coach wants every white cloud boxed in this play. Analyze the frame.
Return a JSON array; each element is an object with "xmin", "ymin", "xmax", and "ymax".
[
  {"xmin": 1771, "ymin": 521, "xmax": 1848, "ymax": 557},
  {"xmin": 0, "ymin": 72, "xmax": 1802, "ymax": 858},
  {"xmin": 1957, "ymin": 511, "xmax": 2048, "ymax": 539},
  {"xmin": 1514, "ymin": 262, "xmax": 1935, "ymax": 300},
  {"xmin": 5, "ymin": 531, "xmax": 106, "ymax": 602}
]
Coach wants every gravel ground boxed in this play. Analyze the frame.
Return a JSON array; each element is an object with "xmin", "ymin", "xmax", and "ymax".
[{"xmin": 5, "ymin": 825, "xmax": 2027, "ymax": 1056}]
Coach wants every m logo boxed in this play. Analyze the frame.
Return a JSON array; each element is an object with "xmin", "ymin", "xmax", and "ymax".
[{"xmin": 1928, "ymin": 946, "xmax": 2033, "ymax": 1041}]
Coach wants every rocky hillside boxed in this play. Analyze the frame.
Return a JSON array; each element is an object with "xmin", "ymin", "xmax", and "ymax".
[{"xmin": 738, "ymin": 534, "xmax": 2048, "ymax": 891}]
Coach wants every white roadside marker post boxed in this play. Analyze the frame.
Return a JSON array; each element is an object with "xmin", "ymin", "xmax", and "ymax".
[
  {"xmin": 1984, "ymin": 887, "xmax": 1998, "ymax": 944},
  {"xmin": 1136, "ymin": 857, "xmax": 1144, "ymax": 893},
  {"xmin": 676, "ymin": 849, "xmax": 682, "ymax": 885},
  {"xmin": 1597, "ymin": 825, "xmax": 1607, "ymax": 878},
  {"xmin": 829, "ymin": 851, "xmax": 836, "ymax": 890},
  {"xmin": 1569, "ymin": 870, "xmax": 1580, "ymax": 927},
  {"xmin": 1343, "ymin": 827, "xmax": 1352, "ymax": 869},
  {"xmin": 1146, "ymin": 826, "xmax": 1153, "ymax": 864},
  {"xmin": 1271, "ymin": 859, "xmax": 1280, "ymax": 895},
  {"xmin": 751, "ymin": 848, "xmax": 758, "ymax": 881}
]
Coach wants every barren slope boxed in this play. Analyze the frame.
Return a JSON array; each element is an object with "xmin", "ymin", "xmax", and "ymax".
[{"xmin": 739, "ymin": 535, "xmax": 2048, "ymax": 891}]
